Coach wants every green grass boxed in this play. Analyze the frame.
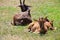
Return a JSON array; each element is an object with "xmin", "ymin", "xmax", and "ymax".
[{"xmin": 0, "ymin": 0, "xmax": 60, "ymax": 40}]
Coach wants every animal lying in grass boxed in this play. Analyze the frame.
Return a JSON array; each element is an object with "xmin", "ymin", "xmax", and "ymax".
[
  {"xmin": 11, "ymin": 0, "xmax": 32, "ymax": 25},
  {"xmin": 28, "ymin": 19, "xmax": 41, "ymax": 33},
  {"xmin": 28, "ymin": 17, "xmax": 55, "ymax": 34},
  {"xmin": 11, "ymin": 9, "xmax": 32, "ymax": 25},
  {"xmin": 28, "ymin": 17, "xmax": 47, "ymax": 34}
]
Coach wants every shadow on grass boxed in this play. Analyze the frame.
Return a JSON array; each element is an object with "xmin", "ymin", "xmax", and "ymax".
[{"xmin": 11, "ymin": 23, "xmax": 29, "ymax": 27}]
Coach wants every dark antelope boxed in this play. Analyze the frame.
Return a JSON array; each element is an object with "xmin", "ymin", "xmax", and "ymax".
[
  {"xmin": 11, "ymin": 0, "xmax": 32, "ymax": 25},
  {"xmin": 12, "ymin": 9, "xmax": 32, "ymax": 25}
]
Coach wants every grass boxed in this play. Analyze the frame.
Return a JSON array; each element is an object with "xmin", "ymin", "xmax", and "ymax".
[{"xmin": 0, "ymin": 0, "xmax": 60, "ymax": 40}]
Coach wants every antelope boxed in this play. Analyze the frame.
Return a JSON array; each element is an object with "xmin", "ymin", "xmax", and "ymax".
[
  {"xmin": 28, "ymin": 17, "xmax": 47, "ymax": 34},
  {"xmin": 11, "ymin": 0, "xmax": 32, "ymax": 25},
  {"xmin": 28, "ymin": 17, "xmax": 55, "ymax": 34}
]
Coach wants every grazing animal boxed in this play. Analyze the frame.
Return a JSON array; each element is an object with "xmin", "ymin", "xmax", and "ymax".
[
  {"xmin": 28, "ymin": 17, "xmax": 55, "ymax": 34},
  {"xmin": 12, "ymin": 9, "xmax": 32, "ymax": 25},
  {"xmin": 18, "ymin": 0, "xmax": 31, "ymax": 12}
]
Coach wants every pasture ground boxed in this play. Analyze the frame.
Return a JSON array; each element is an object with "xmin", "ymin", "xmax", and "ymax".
[{"xmin": 0, "ymin": 0, "xmax": 60, "ymax": 40}]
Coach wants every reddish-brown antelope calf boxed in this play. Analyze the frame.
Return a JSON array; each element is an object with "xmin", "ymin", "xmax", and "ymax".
[{"xmin": 28, "ymin": 17, "xmax": 55, "ymax": 34}]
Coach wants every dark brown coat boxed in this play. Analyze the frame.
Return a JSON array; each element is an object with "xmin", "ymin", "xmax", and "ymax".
[{"xmin": 12, "ymin": 10, "xmax": 32, "ymax": 25}]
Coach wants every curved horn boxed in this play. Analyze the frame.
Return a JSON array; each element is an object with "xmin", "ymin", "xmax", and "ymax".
[
  {"xmin": 20, "ymin": 0, "xmax": 22, "ymax": 4},
  {"xmin": 23, "ymin": 0, "xmax": 25, "ymax": 4}
]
